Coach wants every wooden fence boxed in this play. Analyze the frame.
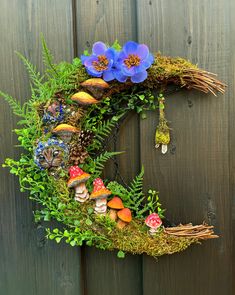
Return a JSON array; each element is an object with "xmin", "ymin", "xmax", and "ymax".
[{"xmin": 0, "ymin": 0, "xmax": 234, "ymax": 294}]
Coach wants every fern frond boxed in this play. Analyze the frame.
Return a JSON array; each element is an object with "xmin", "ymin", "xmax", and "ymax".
[
  {"xmin": 41, "ymin": 34, "xmax": 58, "ymax": 77},
  {"xmin": 92, "ymin": 151, "xmax": 123, "ymax": 177},
  {"xmin": 16, "ymin": 52, "xmax": 43, "ymax": 89},
  {"xmin": 88, "ymin": 114, "xmax": 124, "ymax": 151},
  {"xmin": 0, "ymin": 91, "xmax": 26, "ymax": 118},
  {"xmin": 128, "ymin": 166, "xmax": 144, "ymax": 195},
  {"xmin": 107, "ymin": 181, "xmax": 129, "ymax": 199}
]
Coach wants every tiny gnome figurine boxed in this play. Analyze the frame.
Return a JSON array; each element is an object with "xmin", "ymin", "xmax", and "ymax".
[
  {"xmin": 155, "ymin": 94, "xmax": 170, "ymax": 154},
  {"xmin": 90, "ymin": 178, "xmax": 111, "ymax": 214},
  {"xmin": 67, "ymin": 166, "xmax": 90, "ymax": 202}
]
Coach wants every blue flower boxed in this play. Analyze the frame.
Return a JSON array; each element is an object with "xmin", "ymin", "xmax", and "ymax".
[
  {"xmin": 81, "ymin": 42, "xmax": 117, "ymax": 82},
  {"xmin": 113, "ymin": 41, "xmax": 154, "ymax": 83}
]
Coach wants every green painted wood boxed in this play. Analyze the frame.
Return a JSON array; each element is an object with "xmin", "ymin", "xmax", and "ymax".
[
  {"xmin": 75, "ymin": 1, "xmax": 143, "ymax": 295},
  {"xmin": 0, "ymin": 1, "xmax": 83, "ymax": 294},
  {"xmin": 137, "ymin": 0, "xmax": 233, "ymax": 294}
]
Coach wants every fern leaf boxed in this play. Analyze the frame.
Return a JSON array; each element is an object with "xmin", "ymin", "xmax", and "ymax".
[
  {"xmin": 41, "ymin": 34, "xmax": 58, "ymax": 77},
  {"xmin": 107, "ymin": 181, "xmax": 129, "ymax": 199},
  {"xmin": 88, "ymin": 114, "xmax": 124, "ymax": 150},
  {"xmin": 128, "ymin": 166, "xmax": 144, "ymax": 196},
  {"xmin": 0, "ymin": 91, "xmax": 26, "ymax": 118},
  {"xmin": 92, "ymin": 151, "xmax": 123, "ymax": 176},
  {"xmin": 16, "ymin": 52, "xmax": 43, "ymax": 89}
]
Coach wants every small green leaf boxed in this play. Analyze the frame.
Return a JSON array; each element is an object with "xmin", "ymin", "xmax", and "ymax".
[
  {"xmin": 53, "ymin": 228, "xmax": 59, "ymax": 234},
  {"xmin": 74, "ymin": 220, "xmax": 80, "ymax": 226},
  {"xmin": 141, "ymin": 112, "xmax": 147, "ymax": 119},
  {"xmin": 87, "ymin": 208, "xmax": 94, "ymax": 215},
  {"xmin": 85, "ymin": 219, "xmax": 92, "ymax": 226},
  {"xmin": 55, "ymin": 237, "xmax": 61, "ymax": 243},
  {"xmin": 64, "ymin": 230, "xmax": 70, "ymax": 237},
  {"xmin": 117, "ymin": 250, "xmax": 125, "ymax": 258},
  {"xmin": 86, "ymin": 240, "xmax": 92, "ymax": 246},
  {"xmin": 70, "ymin": 240, "xmax": 76, "ymax": 246}
]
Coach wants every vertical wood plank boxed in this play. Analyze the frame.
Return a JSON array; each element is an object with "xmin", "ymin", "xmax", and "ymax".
[
  {"xmin": 75, "ymin": 1, "xmax": 143, "ymax": 295},
  {"xmin": 0, "ymin": 1, "xmax": 83, "ymax": 294},
  {"xmin": 137, "ymin": 0, "xmax": 233, "ymax": 294}
]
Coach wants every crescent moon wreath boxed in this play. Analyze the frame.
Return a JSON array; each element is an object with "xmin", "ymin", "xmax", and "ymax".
[{"xmin": 1, "ymin": 38, "xmax": 226, "ymax": 259}]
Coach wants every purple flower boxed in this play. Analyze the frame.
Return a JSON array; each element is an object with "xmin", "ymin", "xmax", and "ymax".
[
  {"xmin": 113, "ymin": 41, "xmax": 154, "ymax": 83},
  {"xmin": 81, "ymin": 42, "xmax": 117, "ymax": 82}
]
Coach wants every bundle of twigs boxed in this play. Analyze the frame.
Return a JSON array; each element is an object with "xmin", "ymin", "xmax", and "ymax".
[
  {"xmin": 181, "ymin": 69, "xmax": 226, "ymax": 96},
  {"xmin": 164, "ymin": 223, "xmax": 219, "ymax": 240},
  {"xmin": 142, "ymin": 54, "xmax": 227, "ymax": 96}
]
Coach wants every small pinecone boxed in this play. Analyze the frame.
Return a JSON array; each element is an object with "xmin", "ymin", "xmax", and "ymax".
[
  {"xmin": 69, "ymin": 144, "xmax": 89, "ymax": 165},
  {"xmin": 77, "ymin": 130, "xmax": 94, "ymax": 148},
  {"xmin": 68, "ymin": 109, "xmax": 85, "ymax": 126}
]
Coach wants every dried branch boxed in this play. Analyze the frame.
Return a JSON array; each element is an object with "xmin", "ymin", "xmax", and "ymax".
[{"xmin": 164, "ymin": 223, "xmax": 219, "ymax": 240}]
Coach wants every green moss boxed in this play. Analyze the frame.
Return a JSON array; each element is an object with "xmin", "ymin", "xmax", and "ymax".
[{"xmin": 143, "ymin": 53, "xmax": 198, "ymax": 89}]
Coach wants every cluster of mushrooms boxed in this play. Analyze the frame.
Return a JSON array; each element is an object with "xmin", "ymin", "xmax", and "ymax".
[
  {"xmin": 67, "ymin": 166, "xmax": 133, "ymax": 229},
  {"xmin": 67, "ymin": 166, "xmax": 163, "ymax": 233},
  {"xmin": 50, "ymin": 78, "xmax": 109, "ymax": 142}
]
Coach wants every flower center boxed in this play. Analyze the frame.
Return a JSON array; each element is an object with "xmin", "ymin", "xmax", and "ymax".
[
  {"xmin": 124, "ymin": 54, "xmax": 141, "ymax": 68},
  {"xmin": 92, "ymin": 55, "xmax": 109, "ymax": 71}
]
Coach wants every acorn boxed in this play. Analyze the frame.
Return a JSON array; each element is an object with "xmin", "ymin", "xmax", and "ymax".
[
  {"xmin": 71, "ymin": 91, "xmax": 99, "ymax": 105},
  {"xmin": 81, "ymin": 78, "xmax": 109, "ymax": 99}
]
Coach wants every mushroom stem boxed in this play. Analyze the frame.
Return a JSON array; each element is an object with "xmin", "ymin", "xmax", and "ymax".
[
  {"xmin": 149, "ymin": 227, "xmax": 157, "ymax": 236},
  {"xmin": 74, "ymin": 182, "xmax": 89, "ymax": 203},
  {"xmin": 94, "ymin": 198, "xmax": 107, "ymax": 214},
  {"xmin": 109, "ymin": 209, "xmax": 117, "ymax": 221},
  {"xmin": 117, "ymin": 219, "xmax": 127, "ymax": 229}
]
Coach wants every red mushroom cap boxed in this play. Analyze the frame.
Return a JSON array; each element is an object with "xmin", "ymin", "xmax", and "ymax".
[
  {"xmin": 145, "ymin": 213, "xmax": 162, "ymax": 229},
  {"xmin": 90, "ymin": 178, "xmax": 111, "ymax": 199},
  {"xmin": 107, "ymin": 196, "xmax": 124, "ymax": 209},
  {"xmin": 117, "ymin": 208, "xmax": 132, "ymax": 223},
  {"xmin": 67, "ymin": 166, "xmax": 90, "ymax": 188}
]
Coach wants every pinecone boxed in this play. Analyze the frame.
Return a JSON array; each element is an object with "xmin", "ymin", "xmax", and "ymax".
[
  {"xmin": 77, "ymin": 130, "xmax": 94, "ymax": 147},
  {"xmin": 68, "ymin": 130, "xmax": 94, "ymax": 165},
  {"xmin": 69, "ymin": 143, "xmax": 89, "ymax": 165},
  {"xmin": 67, "ymin": 109, "xmax": 85, "ymax": 126}
]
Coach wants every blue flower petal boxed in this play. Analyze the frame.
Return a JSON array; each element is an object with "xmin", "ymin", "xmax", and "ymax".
[
  {"xmin": 131, "ymin": 70, "xmax": 148, "ymax": 83},
  {"xmin": 136, "ymin": 44, "xmax": 149, "ymax": 59},
  {"xmin": 142, "ymin": 53, "xmax": 154, "ymax": 68},
  {"xmin": 81, "ymin": 55, "xmax": 89, "ymax": 64},
  {"xmin": 87, "ymin": 66, "xmax": 102, "ymax": 77},
  {"xmin": 113, "ymin": 70, "xmax": 128, "ymax": 82},
  {"xmin": 122, "ymin": 65, "xmax": 136, "ymax": 76},
  {"xmin": 105, "ymin": 48, "xmax": 116, "ymax": 60},
  {"xmin": 123, "ymin": 41, "xmax": 138, "ymax": 55},
  {"xmin": 103, "ymin": 70, "xmax": 115, "ymax": 81},
  {"xmin": 84, "ymin": 56, "xmax": 97, "ymax": 67},
  {"xmin": 133, "ymin": 63, "xmax": 146, "ymax": 74},
  {"xmin": 92, "ymin": 42, "xmax": 107, "ymax": 55}
]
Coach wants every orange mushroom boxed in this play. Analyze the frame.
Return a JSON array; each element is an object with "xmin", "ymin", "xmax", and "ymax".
[
  {"xmin": 90, "ymin": 178, "xmax": 111, "ymax": 214},
  {"xmin": 81, "ymin": 78, "xmax": 109, "ymax": 99},
  {"xmin": 52, "ymin": 124, "xmax": 79, "ymax": 142},
  {"xmin": 71, "ymin": 91, "xmax": 99, "ymax": 105},
  {"xmin": 117, "ymin": 208, "xmax": 132, "ymax": 229},
  {"xmin": 107, "ymin": 196, "xmax": 124, "ymax": 221}
]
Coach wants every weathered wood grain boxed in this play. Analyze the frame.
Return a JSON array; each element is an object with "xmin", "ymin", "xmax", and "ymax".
[
  {"xmin": 75, "ymin": 1, "xmax": 143, "ymax": 295},
  {"xmin": 0, "ymin": 1, "xmax": 83, "ymax": 294},
  {"xmin": 137, "ymin": 0, "xmax": 233, "ymax": 294},
  {"xmin": 0, "ymin": 0, "xmax": 234, "ymax": 294}
]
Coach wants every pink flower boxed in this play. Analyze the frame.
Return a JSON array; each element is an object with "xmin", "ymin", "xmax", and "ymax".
[{"xmin": 145, "ymin": 213, "xmax": 162, "ymax": 232}]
